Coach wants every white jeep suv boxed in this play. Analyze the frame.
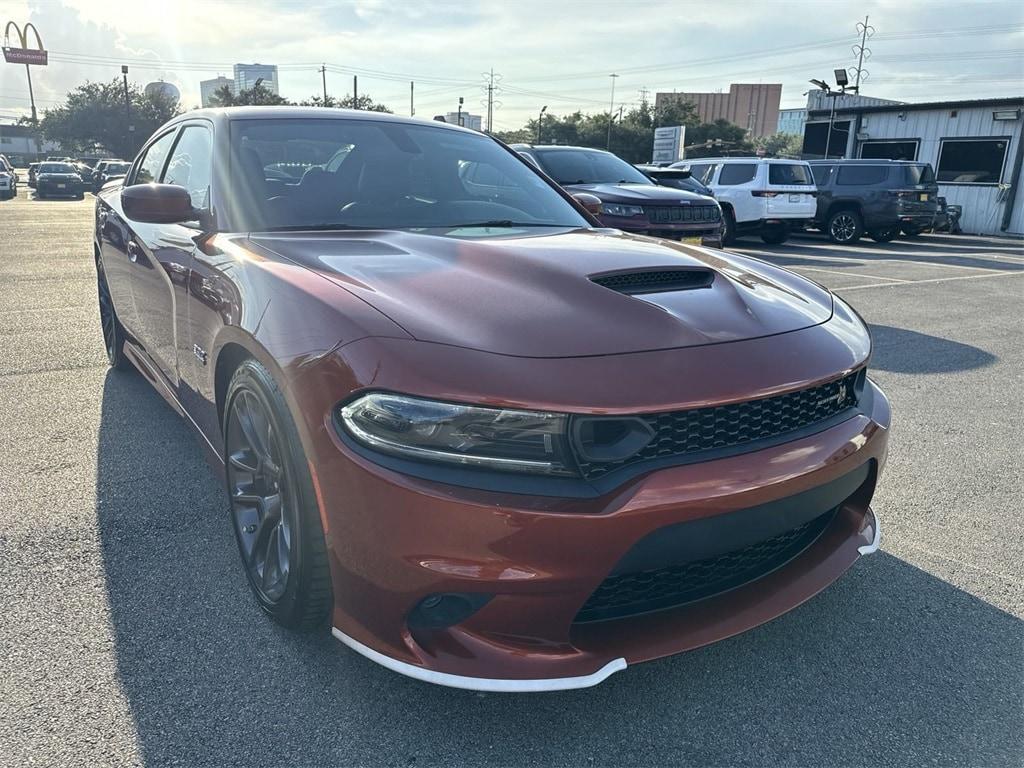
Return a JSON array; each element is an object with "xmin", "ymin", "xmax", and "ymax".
[{"xmin": 671, "ymin": 157, "xmax": 816, "ymax": 245}]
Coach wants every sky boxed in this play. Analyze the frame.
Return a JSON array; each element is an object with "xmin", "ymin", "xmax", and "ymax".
[{"xmin": 1, "ymin": 0, "xmax": 1022, "ymax": 131}]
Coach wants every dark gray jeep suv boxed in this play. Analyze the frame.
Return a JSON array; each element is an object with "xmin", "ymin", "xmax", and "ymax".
[{"xmin": 808, "ymin": 160, "xmax": 939, "ymax": 244}]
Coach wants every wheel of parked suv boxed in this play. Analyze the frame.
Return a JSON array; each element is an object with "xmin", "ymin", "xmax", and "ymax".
[
  {"xmin": 721, "ymin": 207, "xmax": 737, "ymax": 246},
  {"xmin": 867, "ymin": 227, "xmax": 898, "ymax": 243},
  {"xmin": 827, "ymin": 210, "xmax": 863, "ymax": 244},
  {"xmin": 96, "ymin": 259, "xmax": 131, "ymax": 371},
  {"xmin": 760, "ymin": 225, "xmax": 789, "ymax": 245},
  {"xmin": 224, "ymin": 359, "xmax": 332, "ymax": 630}
]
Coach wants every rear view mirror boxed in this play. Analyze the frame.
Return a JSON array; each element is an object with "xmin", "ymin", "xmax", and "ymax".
[
  {"xmin": 122, "ymin": 183, "xmax": 196, "ymax": 224},
  {"xmin": 571, "ymin": 192, "xmax": 603, "ymax": 216}
]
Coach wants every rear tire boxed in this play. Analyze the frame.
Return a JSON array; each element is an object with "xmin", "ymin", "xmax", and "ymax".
[
  {"xmin": 867, "ymin": 227, "xmax": 898, "ymax": 243},
  {"xmin": 827, "ymin": 209, "xmax": 863, "ymax": 244},
  {"xmin": 760, "ymin": 224, "xmax": 789, "ymax": 245},
  {"xmin": 224, "ymin": 359, "xmax": 332, "ymax": 630},
  {"xmin": 721, "ymin": 208, "xmax": 737, "ymax": 246}
]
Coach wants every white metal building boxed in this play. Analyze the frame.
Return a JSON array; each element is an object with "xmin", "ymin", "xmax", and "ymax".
[{"xmin": 803, "ymin": 97, "xmax": 1024, "ymax": 236}]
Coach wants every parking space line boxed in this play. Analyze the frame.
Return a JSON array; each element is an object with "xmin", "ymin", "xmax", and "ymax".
[
  {"xmin": 840, "ymin": 271, "xmax": 1024, "ymax": 290},
  {"xmin": 792, "ymin": 266, "xmax": 908, "ymax": 283}
]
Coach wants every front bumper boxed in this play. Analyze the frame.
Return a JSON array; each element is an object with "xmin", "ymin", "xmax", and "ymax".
[
  {"xmin": 305, "ymin": 367, "xmax": 890, "ymax": 690},
  {"xmin": 36, "ymin": 180, "xmax": 82, "ymax": 196}
]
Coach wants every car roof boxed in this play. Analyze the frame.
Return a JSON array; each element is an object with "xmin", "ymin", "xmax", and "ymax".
[
  {"xmin": 806, "ymin": 158, "xmax": 926, "ymax": 165},
  {"xmin": 167, "ymin": 106, "xmax": 483, "ymax": 135},
  {"xmin": 683, "ymin": 157, "xmax": 808, "ymax": 165}
]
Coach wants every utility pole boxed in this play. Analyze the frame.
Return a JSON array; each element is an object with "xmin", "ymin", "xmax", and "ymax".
[
  {"xmin": 457, "ymin": 96, "xmax": 464, "ymax": 127},
  {"xmin": 319, "ymin": 64, "xmax": 327, "ymax": 105},
  {"xmin": 606, "ymin": 73, "xmax": 618, "ymax": 150},
  {"xmin": 537, "ymin": 105, "xmax": 547, "ymax": 144},
  {"xmin": 853, "ymin": 15, "xmax": 874, "ymax": 90},
  {"xmin": 486, "ymin": 68, "xmax": 494, "ymax": 133},
  {"xmin": 410, "ymin": 81, "xmax": 414, "ymax": 116},
  {"xmin": 121, "ymin": 65, "xmax": 133, "ymax": 154},
  {"xmin": 352, "ymin": 75, "xmax": 358, "ymax": 108}
]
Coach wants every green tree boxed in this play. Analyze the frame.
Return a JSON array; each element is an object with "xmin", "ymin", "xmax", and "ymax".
[
  {"xmin": 753, "ymin": 132, "xmax": 803, "ymax": 157},
  {"xmin": 38, "ymin": 78, "xmax": 181, "ymax": 159},
  {"xmin": 208, "ymin": 82, "xmax": 290, "ymax": 107},
  {"xmin": 299, "ymin": 94, "xmax": 393, "ymax": 112}
]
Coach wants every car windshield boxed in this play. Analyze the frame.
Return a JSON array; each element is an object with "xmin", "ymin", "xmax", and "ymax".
[
  {"xmin": 40, "ymin": 163, "xmax": 76, "ymax": 174},
  {"xmin": 768, "ymin": 163, "xmax": 813, "ymax": 185},
  {"xmin": 534, "ymin": 149, "xmax": 652, "ymax": 185},
  {"xmin": 230, "ymin": 118, "xmax": 589, "ymax": 232},
  {"xmin": 903, "ymin": 164, "xmax": 935, "ymax": 185}
]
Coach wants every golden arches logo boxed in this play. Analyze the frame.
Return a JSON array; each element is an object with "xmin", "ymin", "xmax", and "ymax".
[{"xmin": 3, "ymin": 21, "xmax": 48, "ymax": 65}]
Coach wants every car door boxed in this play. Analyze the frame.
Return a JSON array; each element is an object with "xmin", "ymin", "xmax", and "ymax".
[
  {"xmin": 99, "ymin": 130, "xmax": 177, "ymax": 342},
  {"xmin": 127, "ymin": 122, "xmax": 213, "ymax": 391}
]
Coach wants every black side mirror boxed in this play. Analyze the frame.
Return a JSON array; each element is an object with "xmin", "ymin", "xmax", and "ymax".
[{"xmin": 122, "ymin": 183, "xmax": 196, "ymax": 224}]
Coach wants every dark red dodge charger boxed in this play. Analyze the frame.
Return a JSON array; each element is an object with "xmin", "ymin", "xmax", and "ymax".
[{"xmin": 94, "ymin": 108, "xmax": 889, "ymax": 691}]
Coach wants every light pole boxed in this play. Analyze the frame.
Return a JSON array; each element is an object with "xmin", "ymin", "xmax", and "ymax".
[
  {"xmin": 536, "ymin": 105, "xmax": 547, "ymax": 144},
  {"xmin": 606, "ymin": 73, "xmax": 618, "ymax": 150},
  {"xmin": 457, "ymin": 96, "xmax": 464, "ymax": 126},
  {"xmin": 121, "ymin": 65, "xmax": 133, "ymax": 154}
]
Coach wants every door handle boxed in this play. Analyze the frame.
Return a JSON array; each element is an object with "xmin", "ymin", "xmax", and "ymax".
[{"xmin": 127, "ymin": 241, "xmax": 141, "ymax": 264}]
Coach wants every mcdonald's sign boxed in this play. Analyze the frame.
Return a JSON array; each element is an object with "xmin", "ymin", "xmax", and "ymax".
[{"xmin": 3, "ymin": 21, "xmax": 47, "ymax": 65}]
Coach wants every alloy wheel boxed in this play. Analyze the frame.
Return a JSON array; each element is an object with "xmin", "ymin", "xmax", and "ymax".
[
  {"xmin": 226, "ymin": 389, "xmax": 294, "ymax": 603},
  {"xmin": 830, "ymin": 213, "xmax": 858, "ymax": 243}
]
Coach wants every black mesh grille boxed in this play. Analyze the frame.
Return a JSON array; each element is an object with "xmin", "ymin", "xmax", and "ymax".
[
  {"xmin": 591, "ymin": 269, "xmax": 714, "ymax": 294},
  {"xmin": 574, "ymin": 508, "xmax": 835, "ymax": 623},
  {"xmin": 644, "ymin": 204, "xmax": 721, "ymax": 223},
  {"xmin": 574, "ymin": 372, "xmax": 860, "ymax": 480}
]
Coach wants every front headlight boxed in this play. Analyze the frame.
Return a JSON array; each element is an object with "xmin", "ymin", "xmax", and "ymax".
[
  {"xmin": 338, "ymin": 393, "xmax": 576, "ymax": 476},
  {"xmin": 601, "ymin": 203, "xmax": 644, "ymax": 217}
]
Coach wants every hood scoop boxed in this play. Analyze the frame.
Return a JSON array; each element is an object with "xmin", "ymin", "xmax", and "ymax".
[{"xmin": 591, "ymin": 267, "xmax": 715, "ymax": 296}]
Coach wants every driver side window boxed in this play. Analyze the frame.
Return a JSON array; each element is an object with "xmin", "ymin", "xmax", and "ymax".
[
  {"xmin": 133, "ymin": 130, "xmax": 177, "ymax": 185},
  {"xmin": 162, "ymin": 125, "xmax": 213, "ymax": 210}
]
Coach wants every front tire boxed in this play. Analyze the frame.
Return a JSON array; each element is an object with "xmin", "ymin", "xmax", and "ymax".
[
  {"xmin": 224, "ymin": 359, "xmax": 332, "ymax": 630},
  {"xmin": 827, "ymin": 209, "xmax": 863, "ymax": 244}
]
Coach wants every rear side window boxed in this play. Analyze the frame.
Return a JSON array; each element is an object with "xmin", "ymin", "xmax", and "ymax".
[
  {"xmin": 769, "ymin": 164, "xmax": 812, "ymax": 185},
  {"xmin": 811, "ymin": 165, "xmax": 834, "ymax": 185},
  {"xmin": 903, "ymin": 164, "xmax": 935, "ymax": 185},
  {"xmin": 717, "ymin": 163, "xmax": 756, "ymax": 185},
  {"xmin": 836, "ymin": 165, "xmax": 888, "ymax": 185}
]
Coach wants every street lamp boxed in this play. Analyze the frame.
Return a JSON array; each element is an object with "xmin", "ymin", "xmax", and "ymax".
[
  {"xmin": 537, "ymin": 105, "xmax": 547, "ymax": 144},
  {"xmin": 457, "ymin": 96, "xmax": 464, "ymax": 127},
  {"xmin": 606, "ymin": 73, "xmax": 618, "ymax": 150}
]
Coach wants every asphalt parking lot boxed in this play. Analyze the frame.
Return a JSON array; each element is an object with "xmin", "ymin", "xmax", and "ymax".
[{"xmin": 1, "ymin": 181, "xmax": 1022, "ymax": 768}]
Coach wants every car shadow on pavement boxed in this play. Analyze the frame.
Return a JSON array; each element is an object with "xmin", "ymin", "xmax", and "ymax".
[
  {"xmin": 96, "ymin": 370, "xmax": 1022, "ymax": 767},
  {"xmin": 869, "ymin": 325, "xmax": 997, "ymax": 374}
]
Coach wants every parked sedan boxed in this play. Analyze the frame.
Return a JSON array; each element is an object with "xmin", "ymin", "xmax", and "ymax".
[
  {"xmin": 35, "ymin": 162, "xmax": 85, "ymax": 199},
  {"xmin": 513, "ymin": 145, "xmax": 722, "ymax": 244},
  {"xmin": 92, "ymin": 161, "xmax": 132, "ymax": 193},
  {"xmin": 95, "ymin": 107, "xmax": 888, "ymax": 691}
]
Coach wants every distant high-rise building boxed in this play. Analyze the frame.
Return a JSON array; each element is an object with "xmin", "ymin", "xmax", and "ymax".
[
  {"xmin": 655, "ymin": 84, "xmax": 782, "ymax": 137},
  {"xmin": 234, "ymin": 63, "xmax": 279, "ymax": 95},
  {"xmin": 444, "ymin": 112, "xmax": 482, "ymax": 131},
  {"xmin": 200, "ymin": 76, "xmax": 234, "ymax": 107}
]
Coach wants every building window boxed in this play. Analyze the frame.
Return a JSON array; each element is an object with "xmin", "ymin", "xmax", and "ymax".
[
  {"xmin": 936, "ymin": 138, "xmax": 1009, "ymax": 184},
  {"xmin": 860, "ymin": 140, "xmax": 919, "ymax": 161}
]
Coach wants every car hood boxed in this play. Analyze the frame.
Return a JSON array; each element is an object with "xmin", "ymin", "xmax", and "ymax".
[
  {"xmin": 249, "ymin": 228, "xmax": 833, "ymax": 358},
  {"xmin": 564, "ymin": 182, "xmax": 711, "ymax": 205}
]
